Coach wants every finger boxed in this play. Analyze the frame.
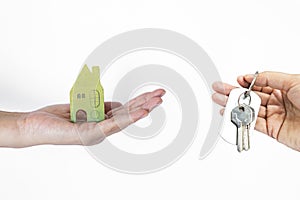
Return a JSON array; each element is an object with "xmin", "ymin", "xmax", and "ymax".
[
  {"xmin": 212, "ymin": 93, "xmax": 228, "ymax": 107},
  {"xmin": 252, "ymin": 91, "xmax": 270, "ymax": 106},
  {"xmin": 254, "ymin": 117, "xmax": 267, "ymax": 135},
  {"xmin": 99, "ymin": 108, "xmax": 149, "ymax": 137},
  {"xmin": 126, "ymin": 89, "xmax": 165, "ymax": 109},
  {"xmin": 237, "ymin": 76, "xmax": 272, "ymax": 106},
  {"xmin": 243, "ymin": 71, "xmax": 295, "ymax": 92},
  {"xmin": 141, "ymin": 97, "xmax": 163, "ymax": 112},
  {"xmin": 212, "ymin": 82, "xmax": 237, "ymax": 95},
  {"xmin": 261, "ymin": 86, "xmax": 274, "ymax": 94},
  {"xmin": 237, "ymin": 75, "xmax": 250, "ymax": 88},
  {"xmin": 104, "ymin": 102, "xmax": 122, "ymax": 113},
  {"xmin": 258, "ymin": 105, "xmax": 266, "ymax": 118},
  {"xmin": 108, "ymin": 97, "xmax": 163, "ymax": 117},
  {"xmin": 107, "ymin": 89, "xmax": 165, "ymax": 116},
  {"xmin": 254, "ymin": 116, "xmax": 280, "ymax": 140},
  {"xmin": 237, "ymin": 75, "xmax": 273, "ymax": 94},
  {"xmin": 237, "ymin": 75, "xmax": 264, "ymax": 92}
]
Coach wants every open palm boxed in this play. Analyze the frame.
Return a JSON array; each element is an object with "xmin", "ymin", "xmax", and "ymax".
[
  {"xmin": 17, "ymin": 89, "xmax": 165, "ymax": 147},
  {"xmin": 212, "ymin": 72, "xmax": 300, "ymax": 151}
]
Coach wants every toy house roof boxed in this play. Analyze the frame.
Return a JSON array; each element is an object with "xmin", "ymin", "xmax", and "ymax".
[{"xmin": 73, "ymin": 65, "xmax": 100, "ymax": 87}]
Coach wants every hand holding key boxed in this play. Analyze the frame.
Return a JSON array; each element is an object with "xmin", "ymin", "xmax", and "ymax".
[{"xmin": 213, "ymin": 71, "xmax": 300, "ymax": 151}]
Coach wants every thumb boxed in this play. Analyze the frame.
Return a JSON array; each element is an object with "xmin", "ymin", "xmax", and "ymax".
[{"xmin": 243, "ymin": 71, "xmax": 296, "ymax": 91}]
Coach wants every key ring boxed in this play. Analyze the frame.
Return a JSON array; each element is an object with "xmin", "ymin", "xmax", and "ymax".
[
  {"xmin": 244, "ymin": 71, "xmax": 259, "ymax": 97},
  {"xmin": 238, "ymin": 92, "xmax": 251, "ymax": 106},
  {"xmin": 238, "ymin": 71, "xmax": 259, "ymax": 107}
]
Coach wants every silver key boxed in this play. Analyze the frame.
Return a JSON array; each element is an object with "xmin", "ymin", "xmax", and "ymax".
[
  {"xmin": 243, "ymin": 107, "xmax": 255, "ymax": 151},
  {"xmin": 231, "ymin": 104, "xmax": 255, "ymax": 152}
]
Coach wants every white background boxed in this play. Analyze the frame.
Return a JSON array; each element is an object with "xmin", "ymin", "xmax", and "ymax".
[{"xmin": 1, "ymin": 0, "xmax": 300, "ymax": 199}]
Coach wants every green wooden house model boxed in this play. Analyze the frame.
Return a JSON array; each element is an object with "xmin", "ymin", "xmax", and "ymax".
[{"xmin": 70, "ymin": 65, "xmax": 105, "ymax": 122}]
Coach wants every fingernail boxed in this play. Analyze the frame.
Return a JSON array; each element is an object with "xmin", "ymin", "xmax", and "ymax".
[{"xmin": 154, "ymin": 89, "xmax": 166, "ymax": 97}]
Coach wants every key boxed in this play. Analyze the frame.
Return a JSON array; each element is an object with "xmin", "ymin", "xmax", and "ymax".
[
  {"xmin": 231, "ymin": 104, "xmax": 255, "ymax": 152},
  {"xmin": 243, "ymin": 106, "xmax": 255, "ymax": 151}
]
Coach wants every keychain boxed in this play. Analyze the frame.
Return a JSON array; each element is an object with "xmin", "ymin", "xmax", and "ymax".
[{"xmin": 221, "ymin": 72, "xmax": 261, "ymax": 152}]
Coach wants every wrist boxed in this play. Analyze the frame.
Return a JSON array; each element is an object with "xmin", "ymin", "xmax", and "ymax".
[{"xmin": 0, "ymin": 111, "xmax": 29, "ymax": 148}]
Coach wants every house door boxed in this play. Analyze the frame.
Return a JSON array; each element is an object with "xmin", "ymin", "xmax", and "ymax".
[{"xmin": 76, "ymin": 110, "xmax": 87, "ymax": 122}]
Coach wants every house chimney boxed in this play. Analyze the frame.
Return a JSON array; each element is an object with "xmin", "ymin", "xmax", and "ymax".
[{"xmin": 92, "ymin": 66, "xmax": 100, "ymax": 76}]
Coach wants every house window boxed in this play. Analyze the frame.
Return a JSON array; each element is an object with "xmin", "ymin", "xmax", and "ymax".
[
  {"xmin": 90, "ymin": 90, "xmax": 100, "ymax": 108},
  {"xmin": 77, "ymin": 94, "xmax": 81, "ymax": 99}
]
